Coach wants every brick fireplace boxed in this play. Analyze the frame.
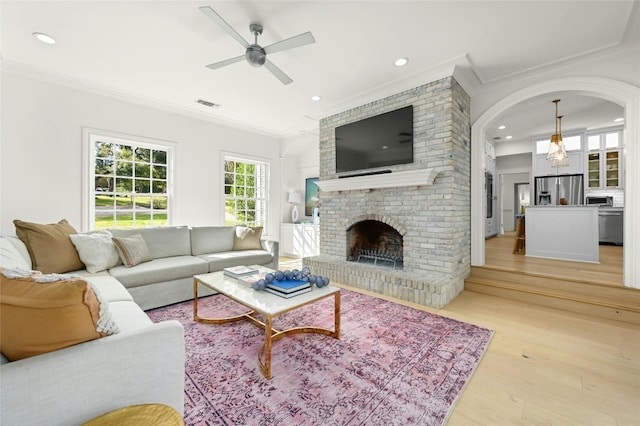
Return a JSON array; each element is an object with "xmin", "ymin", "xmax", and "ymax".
[{"xmin": 304, "ymin": 76, "xmax": 471, "ymax": 308}]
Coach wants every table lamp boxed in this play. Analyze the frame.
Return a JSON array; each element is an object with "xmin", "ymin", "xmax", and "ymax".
[{"xmin": 288, "ymin": 192, "xmax": 302, "ymax": 223}]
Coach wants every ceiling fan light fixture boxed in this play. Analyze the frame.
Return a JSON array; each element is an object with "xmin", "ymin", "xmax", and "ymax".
[{"xmin": 246, "ymin": 45, "xmax": 266, "ymax": 67}]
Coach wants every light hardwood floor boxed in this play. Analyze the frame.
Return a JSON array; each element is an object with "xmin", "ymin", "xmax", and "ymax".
[
  {"xmin": 281, "ymin": 257, "xmax": 640, "ymax": 426},
  {"xmin": 484, "ymin": 231, "xmax": 624, "ymax": 286}
]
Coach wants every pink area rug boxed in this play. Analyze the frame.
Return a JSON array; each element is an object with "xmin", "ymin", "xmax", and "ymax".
[{"xmin": 147, "ymin": 289, "xmax": 493, "ymax": 425}]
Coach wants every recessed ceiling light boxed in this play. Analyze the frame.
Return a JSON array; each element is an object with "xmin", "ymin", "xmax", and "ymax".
[
  {"xmin": 382, "ymin": 145, "xmax": 388, "ymax": 149},
  {"xmin": 311, "ymin": 95, "xmax": 321, "ymax": 102},
  {"xmin": 498, "ymin": 125, "xmax": 506, "ymax": 130},
  {"xmin": 505, "ymin": 135, "xmax": 513, "ymax": 140},
  {"xmin": 33, "ymin": 32, "xmax": 56, "ymax": 44},
  {"xmin": 394, "ymin": 57, "xmax": 409, "ymax": 67},
  {"xmin": 614, "ymin": 117, "xmax": 624, "ymax": 122}
]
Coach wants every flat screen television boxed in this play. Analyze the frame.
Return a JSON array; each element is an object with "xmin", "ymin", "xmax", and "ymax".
[{"xmin": 335, "ymin": 105, "xmax": 413, "ymax": 174}]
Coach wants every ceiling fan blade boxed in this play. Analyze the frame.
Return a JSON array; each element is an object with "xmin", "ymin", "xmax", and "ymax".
[
  {"xmin": 199, "ymin": 6, "xmax": 249, "ymax": 48},
  {"xmin": 206, "ymin": 55, "xmax": 245, "ymax": 70},
  {"xmin": 263, "ymin": 31, "xmax": 315, "ymax": 55},
  {"xmin": 264, "ymin": 60, "xmax": 293, "ymax": 85}
]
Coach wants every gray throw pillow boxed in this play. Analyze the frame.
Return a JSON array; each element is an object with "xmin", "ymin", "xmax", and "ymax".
[{"xmin": 112, "ymin": 234, "xmax": 152, "ymax": 267}]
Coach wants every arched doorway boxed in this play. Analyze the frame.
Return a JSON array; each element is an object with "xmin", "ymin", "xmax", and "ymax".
[{"xmin": 471, "ymin": 77, "xmax": 640, "ymax": 288}]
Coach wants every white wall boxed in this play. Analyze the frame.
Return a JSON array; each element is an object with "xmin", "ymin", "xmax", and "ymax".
[
  {"xmin": 279, "ymin": 132, "xmax": 320, "ymax": 223},
  {"xmin": 496, "ymin": 153, "xmax": 533, "ymax": 172},
  {"xmin": 0, "ymin": 71, "xmax": 282, "ymax": 238},
  {"xmin": 495, "ymin": 140, "xmax": 531, "ymax": 157}
]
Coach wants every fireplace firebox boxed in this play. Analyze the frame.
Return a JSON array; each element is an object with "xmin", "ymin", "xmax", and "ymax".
[{"xmin": 347, "ymin": 220, "xmax": 403, "ymax": 269}]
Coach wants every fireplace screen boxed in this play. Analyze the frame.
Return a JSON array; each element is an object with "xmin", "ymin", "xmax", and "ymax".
[{"xmin": 346, "ymin": 220, "xmax": 403, "ymax": 269}]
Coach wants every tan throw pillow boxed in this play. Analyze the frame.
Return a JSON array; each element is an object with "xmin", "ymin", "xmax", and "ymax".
[
  {"xmin": 112, "ymin": 234, "xmax": 152, "ymax": 267},
  {"xmin": 233, "ymin": 226, "xmax": 263, "ymax": 251},
  {"xmin": 13, "ymin": 219, "xmax": 85, "ymax": 274},
  {"xmin": 0, "ymin": 268, "xmax": 119, "ymax": 361}
]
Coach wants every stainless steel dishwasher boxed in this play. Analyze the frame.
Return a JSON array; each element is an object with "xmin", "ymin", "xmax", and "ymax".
[{"xmin": 598, "ymin": 207, "xmax": 624, "ymax": 245}]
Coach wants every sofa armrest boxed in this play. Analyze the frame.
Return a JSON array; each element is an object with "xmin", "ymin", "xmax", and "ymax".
[
  {"xmin": 0, "ymin": 320, "xmax": 185, "ymax": 426},
  {"xmin": 262, "ymin": 239, "xmax": 279, "ymax": 259}
]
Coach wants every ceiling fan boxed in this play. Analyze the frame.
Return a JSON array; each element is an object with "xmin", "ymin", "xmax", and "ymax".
[{"xmin": 199, "ymin": 6, "xmax": 315, "ymax": 85}]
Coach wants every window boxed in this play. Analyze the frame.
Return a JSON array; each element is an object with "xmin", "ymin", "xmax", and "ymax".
[
  {"xmin": 587, "ymin": 128, "xmax": 622, "ymax": 151},
  {"xmin": 535, "ymin": 133, "xmax": 582, "ymax": 154},
  {"xmin": 224, "ymin": 156, "xmax": 269, "ymax": 228},
  {"xmin": 605, "ymin": 131, "xmax": 620, "ymax": 149},
  {"xmin": 588, "ymin": 134, "xmax": 601, "ymax": 151},
  {"xmin": 83, "ymin": 129, "xmax": 174, "ymax": 230}
]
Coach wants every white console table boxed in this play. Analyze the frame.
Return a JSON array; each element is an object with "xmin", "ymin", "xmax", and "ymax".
[{"xmin": 280, "ymin": 224, "xmax": 320, "ymax": 258}]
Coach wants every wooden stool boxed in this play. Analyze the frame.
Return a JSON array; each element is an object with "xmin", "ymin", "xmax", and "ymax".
[
  {"xmin": 82, "ymin": 404, "xmax": 184, "ymax": 426},
  {"xmin": 513, "ymin": 216, "xmax": 526, "ymax": 254}
]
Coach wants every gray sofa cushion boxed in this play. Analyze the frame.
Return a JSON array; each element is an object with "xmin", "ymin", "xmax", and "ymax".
[
  {"xmin": 190, "ymin": 226, "xmax": 235, "ymax": 255},
  {"xmin": 109, "ymin": 226, "xmax": 191, "ymax": 259},
  {"xmin": 73, "ymin": 272, "xmax": 134, "ymax": 303},
  {"xmin": 107, "ymin": 301, "xmax": 153, "ymax": 332},
  {"xmin": 109, "ymin": 256, "xmax": 208, "ymax": 288},
  {"xmin": 197, "ymin": 250, "xmax": 273, "ymax": 272},
  {"xmin": 0, "ymin": 236, "xmax": 31, "ymax": 270}
]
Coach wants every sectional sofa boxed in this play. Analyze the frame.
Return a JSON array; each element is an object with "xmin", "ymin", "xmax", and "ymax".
[{"xmin": 0, "ymin": 223, "xmax": 279, "ymax": 425}]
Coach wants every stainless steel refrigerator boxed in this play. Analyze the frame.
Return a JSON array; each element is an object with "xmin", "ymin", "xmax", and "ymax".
[{"xmin": 534, "ymin": 174, "xmax": 584, "ymax": 205}]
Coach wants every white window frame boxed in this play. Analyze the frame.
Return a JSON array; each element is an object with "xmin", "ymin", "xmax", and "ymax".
[
  {"xmin": 586, "ymin": 126, "xmax": 623, "ymax": 151},
  {"xmin": 82, "ymin": 128, "xmax": 176, "ymax": 231},
  {"xmin": 534, "ymin": 130, "xmax": 584, "ymax": 155},
  {"xmin": 221, "ymin": 152, "xmax": 271, "ymax": 230}
]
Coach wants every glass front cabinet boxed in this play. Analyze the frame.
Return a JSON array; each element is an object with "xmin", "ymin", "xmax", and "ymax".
[{"xmin": 586, "ymin": 130, "xmax": 622, "ymax": 189}]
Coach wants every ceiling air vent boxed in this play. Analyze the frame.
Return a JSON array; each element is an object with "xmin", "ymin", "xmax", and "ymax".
[{"xmin": 196, "ymin": 99, "xmax": 220, "ymax": 108}]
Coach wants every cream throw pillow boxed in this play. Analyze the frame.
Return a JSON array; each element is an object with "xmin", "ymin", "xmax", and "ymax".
[
  {"xmin": 233, "ymin": 226, "xmax": 263, "ymax": 251},
  {"xmin": 69, "ymin": 231, "xmax": 121, "ymax": 273},
  {"xmin": 112, "ymin": 234, "xmax": 152, "ymax": 267}
]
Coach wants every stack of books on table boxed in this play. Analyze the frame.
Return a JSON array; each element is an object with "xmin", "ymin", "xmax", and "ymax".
[
  {"xmin": 223, "ymin": 265, "xmax": 259, "ymax": 279},
  {"xmin": 264, "ymin": 279, "xmax": 311, "ymax": 299}
]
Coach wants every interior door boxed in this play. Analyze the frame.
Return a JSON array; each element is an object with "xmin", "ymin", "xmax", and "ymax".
[{"xmin": 515, "ymin": 183, "xmax": 531, "ymax": 223}]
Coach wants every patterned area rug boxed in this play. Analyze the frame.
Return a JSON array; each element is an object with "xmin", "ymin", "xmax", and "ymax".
[{"xmin": 147, "ymin": 289, "xmax": 493, "ymax": 426}]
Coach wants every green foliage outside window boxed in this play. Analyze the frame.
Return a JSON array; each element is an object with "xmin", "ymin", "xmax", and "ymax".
[
  {"xmin": 94, "ymin": 140, "xmax": 169, "ymax": 228},
  {"xmin": 224, "ymin": 159, "xmax": 267, "ymax": 227}
]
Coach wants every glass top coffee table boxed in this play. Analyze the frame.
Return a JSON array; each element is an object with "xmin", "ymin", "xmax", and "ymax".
[{"xmin": 193, "ymin": 266, "xmax": 340, "ymax": 379}]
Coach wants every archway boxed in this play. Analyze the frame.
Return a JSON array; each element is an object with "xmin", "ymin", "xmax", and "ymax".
[{"xmin": 471, "ymin": 77, "xmax": 640, "ymax": 288}]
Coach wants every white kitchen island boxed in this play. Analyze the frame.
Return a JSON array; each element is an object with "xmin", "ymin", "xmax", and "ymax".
[{"xmin": 525, "ymin": 205, "xmax": 600, "ymax": 263}]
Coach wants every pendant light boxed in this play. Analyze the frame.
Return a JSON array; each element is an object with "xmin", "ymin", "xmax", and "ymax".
[{"xmin": 547, "ymin": 99, "xmax": 569, "ymax": 167}]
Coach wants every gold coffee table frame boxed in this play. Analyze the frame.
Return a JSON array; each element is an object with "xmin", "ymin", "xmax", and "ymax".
[{"xmin": 193, "ymin": 268, "xmax": 340, "ymax": 379}]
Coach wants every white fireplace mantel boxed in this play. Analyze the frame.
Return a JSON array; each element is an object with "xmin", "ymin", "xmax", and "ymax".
[{"xmin": 315, "ymin": 168, "xmax": 443, "ymax": 192}]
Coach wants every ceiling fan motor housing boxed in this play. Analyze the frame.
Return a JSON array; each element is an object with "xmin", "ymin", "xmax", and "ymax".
[{"xmin": 246, "ymin": 45, "xmax": 266, "ymax": 67}]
